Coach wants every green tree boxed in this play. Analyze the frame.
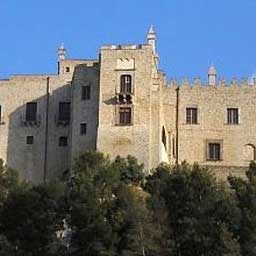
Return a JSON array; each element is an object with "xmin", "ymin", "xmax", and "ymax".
[
  {"xmin": 68, "ymin": 151, "xmax": 159, "ymax": 256},
  {"xmin": 228, "ymin": 161, "xmax": 256, "ymax": 255},
  {"xmin": 148, "ymin": 162, "xmax": 241, "ymax": 256},
  {"xmin": 0, "ymin": 159, "xmax": 18, "ymax": 206},
  {"xmin": 1, "ymin": 182, "xmax": 66, "ymax": 256},
  {"xmin": 0, "ymin": 160, "xmax": 19, "ymax": 255},
  {"xmin": 145, "ymin": 163, "xmax": 175, "ymax": 255},
  {"xmin": 0, "ymin": 234, "xmax": 16, "ymax": 256}
]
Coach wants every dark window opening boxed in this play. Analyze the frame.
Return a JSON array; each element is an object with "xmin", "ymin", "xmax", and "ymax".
[
  {"xmin": 172, "ymin": 137, "xmax": 176, "ymax": 157},
  {"xmin": 59, "ymin": 136, "xmax": 68, "ymax": 147},
  {"xmin": 59, "ymin": 102, "xmax": 71, "ymax": 122},
  {"xmin": 0, "ymin": 105, "xmax": 2, "ymax": 123},
  {"xmin": 186, "ymin": 108, "xmax": 198, "ymax": 124},
  {"xmin": 80, "ymin": 123, "xmax": 87, "ymax": 135},
  {"xmin": 120, "ymin": 75, "xmax": 132, "ymax": 93},
  {"xmin": 26, "ymin": 136, "xmax": 34, "ymax": 145},
  {"xmin": 227, "ymin": 108, "xmax": 239, "ymax": 124},
  {"xmin": 119, "ymin": 107, "xmax": 132, "ymax": 125},
  {"xmin": 162, "ymin": 127, "xmax": 167, "ymax": 149},
  {"xmin": 82, "ymin": 85, "xmax": 91, "ymax": 100},
  {"xmin": 208, "ymin": 143, "xmax": 221, "ymax": 161},
  {"xmin": 26, "ymin": 102, "xmax": 37, "ymax": 122},
  {"xmin": 65, "ymin": 67, "xmax": 70, "ymax": 73}
]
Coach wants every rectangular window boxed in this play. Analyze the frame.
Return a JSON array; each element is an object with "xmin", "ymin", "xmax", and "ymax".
[
  {"xmin": 82, "ymin": 85, "xmax": 91, "ymax": 100},
  {"xmin": 80, "ymin": 123, "xmax": 87, "ymax": 135},
  {"xmin": 59, "ymin": 136, "xmax": 68, "ymax": 147},
  {"xmin": 120, "ymin": 75, "xmax": 132, "ymax": 93},
  {"xmin": 26, "ymin": 136, "xmax": 34, "ymax": 145},
  {"xmin": 59, "ymin": 102, "xmax": 71, "ymax": 122},
  {"xmin": 208, "ymin": 143, "xmax": 221, "ymax": 161},
  {"xmin": 227, "ymin": 108, "xmax": 239, "ymax": 124},
  {"xmin": 119, "ymin": 107, "xmax": 132, "ymax": 125},
  {"xmin": 26, "ymin": 102, "xmax": 37, "ymax": 122},
  {"xmin": 186, "ymin": 108, "xmax": 198, "ymax": 124}
]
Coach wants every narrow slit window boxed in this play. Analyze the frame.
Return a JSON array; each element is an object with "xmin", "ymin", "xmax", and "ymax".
[
  {"xmin": 172, "ymin": 137, "xmax": 176, "ymax": 158},
  {"xmin": 162, "ymin": 127, "xmax": 167, "ymax": 149}
]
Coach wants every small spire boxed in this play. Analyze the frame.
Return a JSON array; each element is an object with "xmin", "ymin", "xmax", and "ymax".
[
  {"xmin": 148, "ymin": 25, "xmax": 155, "ymax": 35},
  {"xmin": 59, "ymin": 42, "xmax": 65, "ymax": 50},
  {"xmin": 208, "ymin": 64, "xmax": 217, "ymax": 86},
  {"xmin": 208, "ymin": 64, "xmax": 217, "ymax": 76},
  {"xmin": 147, "ymin": 25, "xmax": 156, "ymax": 54},
  {"xmin": 58, "ymin": 43, "xmax": 66, "ymax": 61}
]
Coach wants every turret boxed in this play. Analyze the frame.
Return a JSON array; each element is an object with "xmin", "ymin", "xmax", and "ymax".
[
  {"xmin": 208, "ymin": 65, "xmax": 217, "ymax": 86},
  {"xmin": 58, "ymin": 43, "xmax": 66, "ymax": 61},
  {"xmin": 147, "ymin": 25, "xmax": 156, "ymax": 54}
]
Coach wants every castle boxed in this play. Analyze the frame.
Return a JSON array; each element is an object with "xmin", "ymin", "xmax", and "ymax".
[{"xmin": 0, "ymin": 26, "xmax": 255, "ymax": 182}]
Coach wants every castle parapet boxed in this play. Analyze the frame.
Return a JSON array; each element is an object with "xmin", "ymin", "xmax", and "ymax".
[
  {"xmin": 166, "ymin": 77, "xmax": 256, "ymax": 90},
  {"xmin": 101, "ymin": 44, "xmax": 149, "ymax": 50}
]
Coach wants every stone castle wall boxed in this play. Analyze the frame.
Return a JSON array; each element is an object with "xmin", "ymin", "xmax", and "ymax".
[
  {"xmin": 0, "ymin": 29, "xmax": 255, "ymax": 182},
  {"xmin": 0, "ymin": 75, "xmax": 71, "ymax": 182},
  {"xmin": 163, "ymin": 81, "xmax": 256, "ymax": 179}
]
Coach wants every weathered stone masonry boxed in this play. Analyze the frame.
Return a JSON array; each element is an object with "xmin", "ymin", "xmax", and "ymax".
[{"xmin": 0, "ymin": 27, "xmax": 255, "ymax": 182}]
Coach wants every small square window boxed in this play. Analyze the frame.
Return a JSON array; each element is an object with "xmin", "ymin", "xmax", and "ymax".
[
  {"xmin": 186, "ymin": 108, "xmax": 198, "ymax": 124},
  {"xmin": 207, "ymin": 142, "xmax": 222, "ymax": 161},
  {"xmin": 59, "ymin": 136, "xmax": 68, "ymax": 147},
  {"xmin": 26, "ymin": 136, "xmax": 34, "ymax": 145},
  {"xmin": 80, "ymin": 123, "xmax": 87, "ymax": 135},
  {"xmin": 65, "ymin": 67, "xmax": 70, "ymax": 73},
  {"xmin": 82, "ymin": 85, "xmax": 91, "ymax": 100},
  {"xmin": 119, "ymin": 107, "xmax": 132, "ymax": 125},
  {"xmin": 227, "ymin": 108, "xmax": 239, "ymax": 124}
]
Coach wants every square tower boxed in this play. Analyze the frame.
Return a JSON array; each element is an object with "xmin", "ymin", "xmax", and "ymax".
[{"xmin": 96, "ymin": 43, "xmax": 162, "ymax": 171}]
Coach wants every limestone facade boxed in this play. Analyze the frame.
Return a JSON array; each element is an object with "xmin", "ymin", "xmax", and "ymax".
[{"xmin": 0, "ymin": 27, "xmax": 254, "ymax": 182}]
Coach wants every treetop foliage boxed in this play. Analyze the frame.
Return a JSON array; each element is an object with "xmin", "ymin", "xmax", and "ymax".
[{"xmin": 0, "ymin": 152, "xmax": 256, "ymax": 255}]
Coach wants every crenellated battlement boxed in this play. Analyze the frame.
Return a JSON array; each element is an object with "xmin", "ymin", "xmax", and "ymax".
[
  {"xmin": 166, "ymin": 77, "xmax": 256, "ymax": 90},
  {"xmin": 101, "ymin": 44, "xmax": 149, "ymax": 50}
]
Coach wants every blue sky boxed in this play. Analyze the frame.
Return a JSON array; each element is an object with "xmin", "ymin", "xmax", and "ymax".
[{"xmin": 0, "ymin": 0, "xmax": 256, "ymax": 82}]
